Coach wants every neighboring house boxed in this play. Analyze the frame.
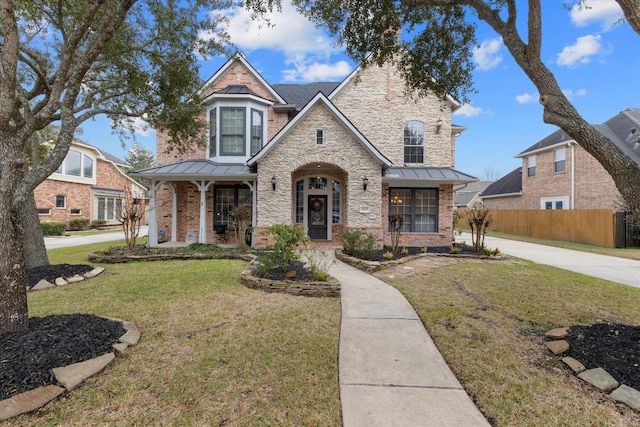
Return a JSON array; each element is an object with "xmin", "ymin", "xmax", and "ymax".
[
  {"xmin": 454, "ymin": 181, "xmax": 492, "ymax": 209},
  {"xmin": 136, "ymin": 54, "xmax": 476, "ymax": 248},
  {"xmin": 35, "ymin": 140, "xmax": 147, "ymax": 226},
  {"xmin": 481, "ymin": 108, "xmax": 640, "ymax": 211}
]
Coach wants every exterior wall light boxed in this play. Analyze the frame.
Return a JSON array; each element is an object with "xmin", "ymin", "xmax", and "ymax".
[
  {"xmin": 363, "ymin": 176, "xmax": 369, "ymax": 191},
  {"xmin": 271, "ymin": 175, "xmax": 276, "ymax": 191},
  {"xmin": 436, "ymin": 119, "xmax": 443, "ymax": 134}
]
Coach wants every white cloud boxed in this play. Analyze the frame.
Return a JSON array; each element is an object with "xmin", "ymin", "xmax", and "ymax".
[
  {"xmin": 206, "ymin": 3, "xmax": 352, "ymax": 82},
  {"xmin": 570, "ymin": 0, "xmax": 623, "ymax": 31},
  {"xmin": 130, "ymin": 117, "xmax": 155, "ymax": 137},
  {"xmin": 472, "ymin": 37, "xmax": 503, "ymax": 71},
  {"xmin": 453, "ymin": 104, "xmax": 484, "ymax": 118},
  {"xmin": 562, "ymin": 88, "xmax": 588, "ymax": 99},
  {"xmin": 557, "ymin": 34, "xmax": 603, "ymax": 67},
  {"xmin": 515, "ymin": 92, "xmax": 538, "ymax": 104}
]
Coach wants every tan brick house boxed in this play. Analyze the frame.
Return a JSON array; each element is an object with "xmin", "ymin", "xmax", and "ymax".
[
  {"xmin": 35, "ymin": 140, "xmax": 147, "ymax": 226},
  {"xmin": 136, "ymin": 54, "xmax": 475, "ymax": 248},
  {"xmin": 481, "ymin": 108, "xmax": 640, "ymax": 211}
]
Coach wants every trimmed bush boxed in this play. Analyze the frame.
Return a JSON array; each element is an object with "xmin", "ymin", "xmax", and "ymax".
[
  {"xmin": 341, "ymin": 229, "xmax": 376, "ymax": 259},
  {"xmin": 68, "ymin": 218, "xmax": 91, "ymax": 231},
  {"xmin": 41, "ymin": 221, "xmax": 67, "ymax": 236},
  {"xmin": 90, "ymin": 219, "xmax": 107, "ymax": 229}
]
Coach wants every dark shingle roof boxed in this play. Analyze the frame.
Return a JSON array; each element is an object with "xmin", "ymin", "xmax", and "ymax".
[
  {"xmin": 272, "ymin": 82, "xmax": 340, "ymax": 108},
  {"xmin": 518, "ymin": 108, "xmax": 640, "ymax": 166},
  {"xmin": 455, "ymin": 181, "xmax": 492, "ymax": 207},
  {"xmin": 480, "ymin": 168, "xmax": 522, "ymax": 198}
]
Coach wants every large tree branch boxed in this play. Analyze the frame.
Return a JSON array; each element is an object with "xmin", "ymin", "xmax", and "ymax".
[
  {"xmin": 0, "ymin": 0, "xmax": 19, "ymax": 127},
  {"xmin": 616, "ymin": 0, "xmax": 640, "ymax": 35}
]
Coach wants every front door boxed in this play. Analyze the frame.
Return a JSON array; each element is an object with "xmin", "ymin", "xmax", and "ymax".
[{"xmin": 308, "ymin": 195, "xmax": 328, "ymax": 239}]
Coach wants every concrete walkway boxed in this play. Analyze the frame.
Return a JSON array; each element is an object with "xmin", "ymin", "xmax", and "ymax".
[
  {"xmin": 328, "ymin": 255, "xmax": 490, "ymax": 427},
  {"xmin": 460, "ymin": 232, "xmax": 640, "ymax": 288}
]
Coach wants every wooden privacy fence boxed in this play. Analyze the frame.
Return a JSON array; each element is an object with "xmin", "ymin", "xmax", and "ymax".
[{"xmin": 488, "ymin": 209, "xmax": 615, "ymax": 248}]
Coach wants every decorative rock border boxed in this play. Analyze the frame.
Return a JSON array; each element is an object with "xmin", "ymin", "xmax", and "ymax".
[
  {"xmin": 30, "ymin": 267, "xmax": 105, "ymax": 291},
  {"xmin": 335, "ymin": 249, "xmax": 504, "ymax": 273},
  {"xmin": 0, "ymin": 317, "xmax": 139, "ymax": 421},
  {"xmin": 240, "ymin": 260, "xmax": 340, "ymax": 298},
  {"xmin": 88, "ymin": 251, "xmax": 253, "ymax": 264},
  {"xmin": 544, "ymin": 326, "xmax": 640, "ymax": 411}
]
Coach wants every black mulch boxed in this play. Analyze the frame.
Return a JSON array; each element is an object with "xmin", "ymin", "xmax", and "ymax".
[
  {"xmin": 256, "ymin": 261, "xmax": 316, "ymax": 281},
  {"xmin": 26, "ymin": 263, "xmax": 94, "ymax": 289},
  {"xmin": 566, "ymin": 323, "xmax": 640, "ymax": 390},
  {"xmin": 350, "ymin": 244, "xmax": 475, "ymax": 261},
  {"xmin": 1, "ymin": 313, "xmax": 126, "ymax": 400}
]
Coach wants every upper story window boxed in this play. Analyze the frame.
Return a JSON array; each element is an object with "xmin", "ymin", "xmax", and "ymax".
[
  {"xmin": 205, "ymin": 87, "xmax": 270, "ymax": 162},
  {"xmin": 316, "ymin": 129, "xmax": 324, "ymax": 145},
  {"xmin": 554, "ymin": 147, "xmax": 566, "ymax": 173},
  {"xmin": 527, "ymin": 155, "xmax": 536, "ymax": 177},
  {"xmin": 404, "ymin": 121, "xmax": 424, "ymax": 163},
  {"xmin": 55, "ymin": 149, "xmax": 94, "ymax": 178}
]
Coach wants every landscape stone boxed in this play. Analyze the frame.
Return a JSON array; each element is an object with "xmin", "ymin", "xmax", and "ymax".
[
  {"xmin": 52, "ymin": 352, "xmax": 115, "ymax": 391},
  {"xmin": 611, "ymin": 385, "xmax": 640, "ymax": 411},
  {"xmin": 54, "ymin": 277, "xmax": 68, "ymax": 286},
  {"xmin": 119, "ymin": 321, "xmax": 140, "ymax": 345},
  {"xmin": 545, "ymin": 327, "xmax": 569, "ymax": 339},
  {"xmin": 31, "ymin": 279, "xmax": 55, "ymax": 290},
  {"xmin": 562, "ymin": 356, "xmax": 586, "ymax": 373},
  {"xmin": 112, "ymin": 342, "xmax": 129, "ymax": 355},
  {"xmin": 544, "ymin": 340, "xmax": 569, "ymax": 355},
  {"xmin": 83, "ymin": 266, "xmax": 105, "ymax": 278},
  {"xmin": 0, "ymin": 385, "xmax": 64, "ymax": 421},
  {"xmin": 578, "ymin": 368, "xmax": 619, "ymax": 392},
  {"xmin": 66, "ymin": 275, "xmax": 85, "ymax": 283}
]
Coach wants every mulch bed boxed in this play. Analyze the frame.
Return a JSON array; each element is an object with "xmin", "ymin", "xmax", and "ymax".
[
  {"xmin": 252, "ymin": 260, "xmax": 316, "ymax": 281},
  {"xmin": 566, "ymin": 323, "xmax": 640, "ymax": 390},
  {"xmin": 350, "ymin": 244, "xmax": 476, "ymax": 261},
  {"xmin": 0, "ymin": 313, "xmax": 125, "ymax": 400},
  {"xmin": 26, "ymin": 263, "xmax": 94, "ymax": 289}
]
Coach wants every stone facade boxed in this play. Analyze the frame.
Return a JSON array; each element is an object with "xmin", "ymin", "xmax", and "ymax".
[{"xmin": 147, "ymin": 55, "xmax": 468, "ymax": 248}]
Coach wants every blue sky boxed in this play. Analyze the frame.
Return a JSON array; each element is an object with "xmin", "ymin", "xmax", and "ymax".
[{"xmin": 80, "ymin": 0, "xmax": 640, "ymax": 181}]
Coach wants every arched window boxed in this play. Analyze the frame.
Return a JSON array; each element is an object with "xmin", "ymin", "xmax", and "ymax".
[{"xmin": 404, "ymin": 121, "xmax": 424, "ymax": 163}]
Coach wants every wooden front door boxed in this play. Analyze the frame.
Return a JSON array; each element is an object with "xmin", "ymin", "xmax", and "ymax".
[{"xmin": 307, "ymin": 195, "xmax": 328, "ymax": 239}]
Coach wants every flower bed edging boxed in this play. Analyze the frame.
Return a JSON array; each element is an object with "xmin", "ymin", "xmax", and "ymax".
[{"xmin": 240, "ymin": 264, "xmax": 340, "ymax": 298}]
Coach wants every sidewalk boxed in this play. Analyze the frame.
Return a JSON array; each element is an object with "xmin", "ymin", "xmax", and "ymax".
[{"xmin": 328, "ymin": 255, "xmax": 490, "ymax": 427}]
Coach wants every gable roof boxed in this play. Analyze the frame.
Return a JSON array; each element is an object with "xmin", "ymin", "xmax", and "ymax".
[
  {"xmin": 248, "ymin": 92, "xmax": 392, "ymax": 167},
  {"xmin": 480, "ymin": 168, "xmax": 522, "ymax": 198},
  {"xmin": 73, "ymin": 140, "xmax": 126, "ymax": 166},
  {"xmin": 517, "ymin": 108, "xmax": 640, "ymax": 167},
  {"xmin": 198, "ymin": 53, "xmax": 286, "ymax": 105},
  {"xmin": 455, "ymin": 181, "xmax": 493, "ymax": 207}
]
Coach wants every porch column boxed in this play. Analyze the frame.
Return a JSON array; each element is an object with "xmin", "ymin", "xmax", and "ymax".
[
  {"xmin": 191, "ymin": 180, "xmax": 215, "ymax": 244},
  {"xmin": 169, "ymin": 183, "xmax": 178, "ymax": 242},
  {"xmin": 148, "ymin": 181, "xmax": 162, "ymax": 247},
  {"xmin": 244, "ymin": 179, "xmax": 257, "ymax": 246}
]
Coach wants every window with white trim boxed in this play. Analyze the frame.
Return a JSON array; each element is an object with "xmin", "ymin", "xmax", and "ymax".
[
  {"xmin": 404, "ymin": 121, "xmax": 425, "ymax": 163},
  {"xmin": 214, "ymin": 185, "xmax": 252, "ymax": 229},
  {"xmin": 55, "ymin": 195, "xmax": 66, "ymax": 208},
  {"xmin": 37, "ymin": 208, "xmax": 51, "ymax": 215},
  {"xmin": 527, "ymin": 155, "xmax": 536, "ymax": 177},
  {"xmin": 541, "ymin": 196, "xmax": 569, "ymax": 210},
  {"xmin": 554, "ymin": 148, "xmax": 566, "ymax": 173},
  {"xmin": 316, "ymin": 129, "xmax": 324, "ymax": 145},
  {"xmin": 220, "ymin": 107, "xmax": 246, "ymax": 155},
  {"xmin": 250, "ymin": 109, "xmax": 263, "ymax": 155},
  {"xmin": 207, "ymin": 100, "xmax": 267, "ymax": 161},
  {"xmin": 56, "ymin": 149, "xmax": 94, "ymax": 178},
  {"xmin": 97, "ymin": 197, "xmax": 123, "ymax": 220}
]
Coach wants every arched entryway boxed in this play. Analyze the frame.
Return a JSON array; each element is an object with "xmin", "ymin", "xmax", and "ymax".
[{"xmin": 292, "ymin": 163, "xmax": 347, "ymax": 242}]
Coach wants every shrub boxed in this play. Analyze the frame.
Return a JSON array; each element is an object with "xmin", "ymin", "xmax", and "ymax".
[
  {"xmin": 41, "ymin": 221, "xmax": 67, "ymax": 236},
  {"xmin": 263, "ymin": 224, "xmax": 308, "ymax": 271},
  {"xmin": 303, "ymin": 242, "xmax": 335, "ymax": 280},
  {"xmin": 449, "ymin": 246, "xmax": 462, "ymax": 254},
  {"xmin": 400, "ymin": 247, "xmax": 409, "ymax": 255},
  {"xmin": 68, "ymin": 218, "xmax": 90, "ymax": 231},
  {"xmin": 341, "ymin": 229, "xmax": 376, "ymax": 259},
  {"xmin": 420, "ymin": 246, "xmax": 428, "ymax": 253},
  {"xmin": 382, "ymin": 251, "xmax": 394, "ymax": 259},
  {"xmin": 90, "ymin": 219, "xmax": 107, "ymax": 229}
]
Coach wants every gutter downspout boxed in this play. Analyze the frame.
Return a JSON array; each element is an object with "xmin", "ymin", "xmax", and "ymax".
[{"xmin": 569, "ymin": 142, "xmax": 576, "ymax": 209}]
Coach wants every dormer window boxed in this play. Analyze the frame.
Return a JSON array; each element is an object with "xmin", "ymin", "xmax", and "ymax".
[{"xmin": 205, "ymin": 85, "xmax": 271, "ymax": 161}]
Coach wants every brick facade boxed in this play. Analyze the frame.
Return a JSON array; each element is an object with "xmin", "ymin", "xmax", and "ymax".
[
  {"xmin": 35, "ymin": 148, "xmax": 146, "ymax": 226},
  {"xmin": 484, "ymin": 143, "xmax": 621, "ymax": 211}
]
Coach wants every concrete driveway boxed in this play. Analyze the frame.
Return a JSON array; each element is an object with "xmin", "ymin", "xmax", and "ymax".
[
  {"xmin": 460, "ymin": 232, "xmax": 640, "ymax": 289},
  {"xmin": 44, "ymin": 226, "xmax": 148, "ymax": 250}
]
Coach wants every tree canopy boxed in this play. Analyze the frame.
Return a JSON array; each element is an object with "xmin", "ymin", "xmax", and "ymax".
[
  {"xmin": 246, "ymin": 0, "xmax": 640, "ymax": 223},
  {"xmin": 0, "ymin": 0, "xmax": 230, "ymax": 333}
]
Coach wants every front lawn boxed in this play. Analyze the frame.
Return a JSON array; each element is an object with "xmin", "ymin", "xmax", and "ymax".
[
  {"xmin": 386, "ymin": 260, "xmax": 640, "ymax": 426},
  {"xmin": 17, "ymin": 241, "xmax": 341, "ymax": 426}
]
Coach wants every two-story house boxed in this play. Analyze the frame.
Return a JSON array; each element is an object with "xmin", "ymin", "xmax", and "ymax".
[
  {"xmin": 481, "ymin": 108, "xmax": 640, "ymax": 211},
  {"xmin": 35, "ymin": 140, "xmax": 147, "ymax": 226},
  {"xmin": 136, "ymin": 54, "xmax": 475, "ymax": 248}
]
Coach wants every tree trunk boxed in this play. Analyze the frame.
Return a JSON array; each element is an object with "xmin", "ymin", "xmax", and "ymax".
[
  {"xmin": 23, "ymin": 193, "xmax": 50, "ymax": 269},
  {"xmin": 0, "ymin": 200, "xmax": 29, "ymax": 334}
]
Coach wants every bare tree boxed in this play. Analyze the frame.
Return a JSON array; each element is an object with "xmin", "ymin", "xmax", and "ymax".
[{"xmin": 120, "ymin": 188, "xmax": 147, "ymax": 252}]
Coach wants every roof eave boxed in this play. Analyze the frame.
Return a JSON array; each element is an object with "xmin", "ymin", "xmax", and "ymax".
[
  {"xmin": 480, "ymin": 191, "xmax": 522, "ymax": 199},
  {"xmin": 516, "ymin": 140, "xmax": 573, "ymax": 158}
]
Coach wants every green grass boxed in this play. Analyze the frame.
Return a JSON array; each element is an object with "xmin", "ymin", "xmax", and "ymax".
[
  {"xmin": 15, "ymin": 244, "xmax": 341, "ymax": 426},
  {"xmin": 385, "ymin": 260, "xmax": 640, "ymax": 426}
]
